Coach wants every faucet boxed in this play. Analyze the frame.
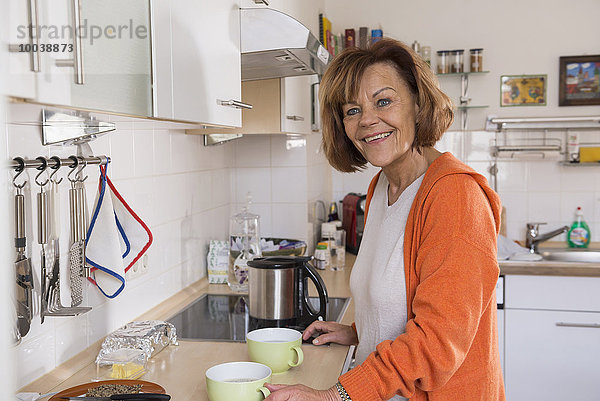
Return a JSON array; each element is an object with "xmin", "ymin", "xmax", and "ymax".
[{"xmin": 525, "ymin": 223, "xmax": 570, "ymax": 253}]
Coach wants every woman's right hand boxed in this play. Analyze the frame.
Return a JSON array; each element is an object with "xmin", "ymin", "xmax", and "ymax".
[{"xmin": 302, "ymin": 320, "xmax": 358, "ymax": 346}]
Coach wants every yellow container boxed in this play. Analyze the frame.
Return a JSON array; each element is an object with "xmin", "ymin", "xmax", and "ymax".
[{"xmin": 579, "ymin": 147, "xmax": 600, "ymax": 163}]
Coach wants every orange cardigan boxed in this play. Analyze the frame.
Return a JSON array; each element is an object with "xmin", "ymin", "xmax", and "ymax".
[{"xmin": 339, "ymin": 153, "xmax": 505, "ymax": 401}]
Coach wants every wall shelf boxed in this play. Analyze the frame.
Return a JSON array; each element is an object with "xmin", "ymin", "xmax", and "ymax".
[
  {"xmin": 560, "ymin": 161, "xmax": 600, "ymax": 167},
  {"xmin": 437, "ymin": 71, "xmax": 490, "ymax": 131}
]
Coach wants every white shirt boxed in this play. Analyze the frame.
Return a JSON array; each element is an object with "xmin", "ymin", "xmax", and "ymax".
[{"xmin": 349, "ymin": 172, "xmax": 424, "ymax": 401}]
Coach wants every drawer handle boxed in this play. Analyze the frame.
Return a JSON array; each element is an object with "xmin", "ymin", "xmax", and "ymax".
[
  {"xmin": 556, "ymin": 322, "xmax": 600, "ymax": 329},
  {"xmin": 218, "ymin": 99, "xmax": 252, "ymax": 110},
  {"xmin": 286, "ymin": 115, "xmax": 305, "ymax": 121}
]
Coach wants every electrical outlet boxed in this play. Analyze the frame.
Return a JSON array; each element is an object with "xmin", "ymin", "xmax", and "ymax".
[
  {"xmin": 140, "ymin": 254, "xmax": 149, "ymax": 274},
  {"xmin": 125, "ymin": 259, "xmax": 142, "ymax": 280}
]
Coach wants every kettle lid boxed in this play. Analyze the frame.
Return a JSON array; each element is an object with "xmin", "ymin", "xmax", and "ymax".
[{"xmin": 247, "ymin": 256, "xmax": 312, "ymax": 269}]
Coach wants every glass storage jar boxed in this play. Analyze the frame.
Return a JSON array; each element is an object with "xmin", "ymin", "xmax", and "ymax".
[
  {"xmin": 228, "ymin": 199, "xmax": 262, "ymax": 292},
  {"xmin": 470, "ymin": 48, "xmax": 483, "ymax": 72},
  {"xmin": 450, "ymin": 49, "xmax": 464, "ymax": 73},
  {"xmin": 437, "ymin": 50, "xmax": 450, "ymax": 74}
]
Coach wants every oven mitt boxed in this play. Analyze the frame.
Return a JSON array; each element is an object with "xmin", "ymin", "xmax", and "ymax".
[{"xmin": 86, "ymin": 165, "xmax": 153, "ymax": 298}]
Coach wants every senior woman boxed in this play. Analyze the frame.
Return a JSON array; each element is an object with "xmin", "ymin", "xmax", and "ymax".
[{"xmin": 264, "ymin": 38, "xmax": 505, "ymax": 401}]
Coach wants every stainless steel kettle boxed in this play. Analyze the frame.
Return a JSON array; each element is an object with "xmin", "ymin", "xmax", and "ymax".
[{"xmin": 247, "ymin": 256, "xmax": 327, "ymax": 322}]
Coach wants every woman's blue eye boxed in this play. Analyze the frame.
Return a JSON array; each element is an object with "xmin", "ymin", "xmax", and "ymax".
[
  {"xmin": 346, "ymin": 107, "xmax": 360, "ymax": 116},
  {"xmin": 377, "ymin": 98, "xmax": 391, "ymax": 107}
]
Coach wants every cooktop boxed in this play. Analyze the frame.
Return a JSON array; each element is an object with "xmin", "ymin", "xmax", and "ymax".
[{"xmin": 167, "ymin": 294, "xmax": 350, "ymax": 342}]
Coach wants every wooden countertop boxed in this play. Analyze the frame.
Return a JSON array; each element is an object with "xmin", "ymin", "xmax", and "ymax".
[{"xmin": 20, "ymin": 257, "xmax": 358, "ymax": 400}]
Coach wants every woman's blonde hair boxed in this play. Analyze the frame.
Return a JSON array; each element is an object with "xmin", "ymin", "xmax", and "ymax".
[{"xmin": 320, "ymin": 38, "xmax": 454, "ymax": 172}]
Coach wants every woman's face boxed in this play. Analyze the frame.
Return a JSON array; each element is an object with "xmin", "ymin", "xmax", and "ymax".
[{"xmin": 342, "ymin": 62, "xmax": 418, "ymax": 169}]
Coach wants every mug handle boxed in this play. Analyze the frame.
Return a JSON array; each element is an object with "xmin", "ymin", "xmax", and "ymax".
[
  {"xmin": 258, "ymin": 386, "xmax": 271, "ymax": 399},
  {"xmin": 288, "ymin": 345, "xmax": 304, "ymax": 367}
]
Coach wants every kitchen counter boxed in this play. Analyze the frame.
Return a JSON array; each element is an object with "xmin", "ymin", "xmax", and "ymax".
[
  {"xmin": 20, "ymin": 245, "xmax": 600, "ymax": 398},
  {"xmin": 20, "ymin": 257, "xmax": 357, "ymax": 400}
]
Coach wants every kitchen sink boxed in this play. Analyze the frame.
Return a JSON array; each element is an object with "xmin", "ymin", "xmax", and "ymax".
[{"xmin": 539, "ymin": 249, "xmax": 600, "ymax": 263}]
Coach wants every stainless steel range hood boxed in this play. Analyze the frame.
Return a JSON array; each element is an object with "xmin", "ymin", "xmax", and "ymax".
[{"xmin": 240, "ymin": 8, "xmax": 330, "ymax": 81}]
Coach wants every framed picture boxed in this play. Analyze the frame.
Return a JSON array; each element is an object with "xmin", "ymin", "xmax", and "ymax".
[
  {"xmin": 559, "ymin": 55, "xmax": 600, "ymax": 106},
  {"xmin": 501, "ymin": 74, "xmax": 547, "ymax": 106}
]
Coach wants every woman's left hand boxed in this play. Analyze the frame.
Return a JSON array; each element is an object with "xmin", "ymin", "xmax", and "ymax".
[{"xmin": 264, "ymin": 383, "xmax": 340, "ymax": 401}]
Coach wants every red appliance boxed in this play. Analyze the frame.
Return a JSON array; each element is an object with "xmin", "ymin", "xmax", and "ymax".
[{"xmin": 342, "ymin": 193, "xmax": 366, "ymax": 254}]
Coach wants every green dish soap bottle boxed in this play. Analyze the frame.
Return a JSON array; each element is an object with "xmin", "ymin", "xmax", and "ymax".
[{"xmin": 567, "ymin": 207, "xmax": 591, "ymax": 248}]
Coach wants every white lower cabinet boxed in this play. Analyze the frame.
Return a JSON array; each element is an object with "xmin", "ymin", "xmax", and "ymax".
[{"xmin": 504, "ymin": 275, "xmax": 600, "ymax": 401}]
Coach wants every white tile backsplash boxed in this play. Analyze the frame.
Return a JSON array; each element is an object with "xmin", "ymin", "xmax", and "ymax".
[
  {"xmin": 270, "ymin": 135, "xmax": 307, "ymax": 167},
  {"xmin": 234, "ymin": 135, "xmax": 271, "ymax": 167},
  {"xmin": 7, "ymin": 103, "xmax": 232, "ymax": 389},
  {"xmin": 234, "ymin": 167, "xmax": 272, "ymax": 203},
  {"xmin": 271, "ymin": 167, "xmax": 307, "ymax": 203}
]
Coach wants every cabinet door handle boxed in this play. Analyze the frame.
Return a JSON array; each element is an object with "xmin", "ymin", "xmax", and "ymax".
[
  {"xmin": 556, "ymin": 322, "xmax": 600, "ymax": 329},
  {"xmin": 218, "ymin": 99, "xmax": 253, "ymax": 110},
  {"xmin": 28, "ymin": 0, "xmax": 41, "ymax": 72},
  {"xmin": 286, "ymin": 115, "xmax": 305, "ymax": 121},
  {"xmin": 55, "ymin": 0, "xmax": 84, "ymax": 84},
  {"xmin": 9, "ymin": 0, "xmax": 41, "ymax": 72}
]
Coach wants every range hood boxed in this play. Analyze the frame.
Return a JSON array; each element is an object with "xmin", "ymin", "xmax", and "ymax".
[{"xmin": 240, "ymin": 8, "xmax": 330, "ymax": 81}]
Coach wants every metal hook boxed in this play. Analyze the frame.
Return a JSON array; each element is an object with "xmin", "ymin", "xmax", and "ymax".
[
  {"xmin": 75, "ymin": 156, "xmax": 88, "ymax": 182},
  {"xmin": 48, "ymin": 156, "xmax": 63, "ymax": 185},
  {"xmin": 67, "ymin": 155, "xmax": 79, "ymax": 184},
  {"xmin": 12, "ymin": 157, "xmax": 27, "ymax": 190},
  {"xmin": 34, "ymin": 156, "xmax": 50, "ymax": 188}
]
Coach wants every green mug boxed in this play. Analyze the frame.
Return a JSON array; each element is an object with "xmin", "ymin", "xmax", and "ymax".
[
  {"xmin": 247, "ymin": 328, "xmax": 304, "ymax": 374},
  {"xmin": 205, "ymin": 361, "xmax": 271, "ymax": 401}
]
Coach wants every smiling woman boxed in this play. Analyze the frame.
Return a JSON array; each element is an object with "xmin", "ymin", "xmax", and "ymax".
[
  {"xmin": 263, "ymin": 39, "xmax": 505, "ymax": 401},
  {"xmin": 320, "ymin": 39, "xmax": 453, "ymax": 174}
]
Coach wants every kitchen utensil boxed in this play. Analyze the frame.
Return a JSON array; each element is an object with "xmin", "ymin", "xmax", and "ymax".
[
  {"xmin": 13, "ymin": 161, "xmax": 34, "ymax": 337},
  {"xmin": 60, "ymin": 393, "xmax": 170, "ymax": 400},
  {"xmin": 228, "ymin": 196, "xmax": 262, "ymax": 292},
  {"xmin": 70, "ymin": 157, "xmax": 88, "ymax": 305},
  {"xmin": 247, "ymin": 256, "xmax": 327, "ymax": 324},
  {"xmin": 38, "ymin": 172, "xmax": 50, "ymax": 323},
  {"xmin": 48, "ymin": 380, "xmax": 166, "ymax": 401},
  {"xmin": 42, "ymin": 166, "xmax": 91, "ymax": 318}
]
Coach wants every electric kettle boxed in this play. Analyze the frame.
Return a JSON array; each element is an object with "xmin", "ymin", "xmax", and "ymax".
[{"xmin": 247, "ymin": 256, "xmax": 328, "ymax": 324}]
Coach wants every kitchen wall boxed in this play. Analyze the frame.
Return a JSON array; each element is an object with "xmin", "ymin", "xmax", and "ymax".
[
  {"xmin": 231, "ymin": 134, "xmax": 330, "ymax": 252},
  {"xmin": 325, "ymin": 0, "xmax": 600, "ymax": 243},
  {"xmin": 6, "ymin": 103, "xmax": 234, "ymax": 388}
]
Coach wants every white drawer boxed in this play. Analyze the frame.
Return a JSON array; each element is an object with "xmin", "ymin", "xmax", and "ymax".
[{"xmin": 505, "ymin": 275, "xmax": 600, "ymax": 312}]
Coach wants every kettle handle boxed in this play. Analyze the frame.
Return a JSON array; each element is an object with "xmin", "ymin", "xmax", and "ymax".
[{"xmin": 301, "ymin": 259, "xmax": 328, "ymax": 319}]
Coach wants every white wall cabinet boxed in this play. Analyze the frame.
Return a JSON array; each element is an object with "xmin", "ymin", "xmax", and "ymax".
[
  {"xmin": 10, "ymin": 0, "xmax": 153, "ymax": 116},
  {"xmin": 504, "ymin": 275, "xmax": 600, "ymax": 401},
  {"xmin": 166, "ymin": 0, "xmax": 242, "ymax": 126},
  {"xmin": 199, "ymin": 75, "xmax": 316, "ymax": 135}
]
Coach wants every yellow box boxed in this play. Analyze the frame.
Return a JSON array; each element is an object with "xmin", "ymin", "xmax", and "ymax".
[{"xmin": 579, "ymin": 147, "xmax": 600, "ymax": 163}]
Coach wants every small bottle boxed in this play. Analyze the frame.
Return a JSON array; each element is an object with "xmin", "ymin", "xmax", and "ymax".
[
  {"xmin": 567, "ymin": 132, "xmax": 580, "ymax": 163},
  {"xmin": 567, "ymin": 207, "xmax": 591, "ymax": 248},
  {"xmin": 314, "ymin": 242, "xmax": 329, "ymax": 270},
  {"xmin": 411, "ymin": 40, "xmax": 420, "ymax": 54}
]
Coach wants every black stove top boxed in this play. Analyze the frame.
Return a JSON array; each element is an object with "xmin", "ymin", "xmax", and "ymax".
[{"xmin": 167, "ymin": 294, "xmax": 350, "ymax": 342}]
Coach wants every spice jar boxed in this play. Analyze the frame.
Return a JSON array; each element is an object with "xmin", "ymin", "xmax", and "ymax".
[
  {"xmin": 470, "ymin": 48, "xmax": 483, "ymax": 72},
  {"xmin": 450, "ymin": 49, "xmax": 464, "ymax": 73},
  {"xmin": 437, "ymin": 50, "xmax": 450, "ymax": 74}
]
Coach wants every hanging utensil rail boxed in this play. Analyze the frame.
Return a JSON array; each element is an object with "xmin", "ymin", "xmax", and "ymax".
[{"xmin": 11, "ymin": 155, "xmax": 110, "ymax": 171}]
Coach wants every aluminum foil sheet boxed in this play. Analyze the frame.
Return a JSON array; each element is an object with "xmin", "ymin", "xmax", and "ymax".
[{"xmin": 96, "ymin": 320, "xmax": 178, "ymax": 363}]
